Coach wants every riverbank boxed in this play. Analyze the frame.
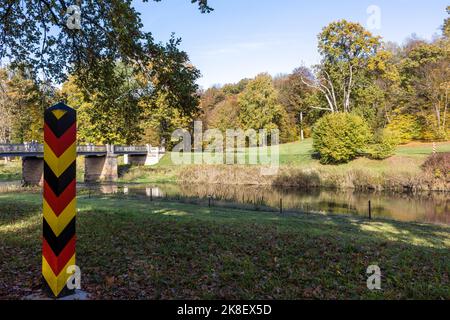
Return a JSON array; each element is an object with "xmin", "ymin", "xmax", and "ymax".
[
  {"xmin": 1, "ymin": 140, "xmax": 449, "ymax": 191},
  {"xmin": 120, "ymin": 140, "xmax": 450, "ymax": 192},
  {"xmin": 0, "ymin": 192, "xmax": 449, "ymax": 299}
]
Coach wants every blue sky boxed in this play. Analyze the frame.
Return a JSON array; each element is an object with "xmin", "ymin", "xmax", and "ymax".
[{"xmin": 135, "ymin": 0, "xmax": 449, "ymax": 88}]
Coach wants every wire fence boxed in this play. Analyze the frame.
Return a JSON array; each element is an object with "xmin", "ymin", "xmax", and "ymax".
[{"xmin": 76, "ymin": 184, "xmax": 361, "ymax": 219}]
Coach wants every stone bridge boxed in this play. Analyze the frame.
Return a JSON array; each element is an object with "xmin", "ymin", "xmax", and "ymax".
[{"xmin": 0, "ymin": 144, "xmax": 165, "ymax": 185}]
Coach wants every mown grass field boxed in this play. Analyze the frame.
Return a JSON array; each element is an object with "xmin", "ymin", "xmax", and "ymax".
[
  {"xmin": 154, "ymin": 139, "xmax": 450, "ymax": 166},
  {"xmin": 0, "ymin": 192, "xmax": 449, "ymax": 299}
]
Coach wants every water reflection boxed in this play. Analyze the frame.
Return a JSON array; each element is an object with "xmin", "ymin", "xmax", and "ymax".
[
  {"xmin": 78, "ymin": 182, "xmax": 449, "ymax": 225},
  {"xmin": 1, "ymin": 180, "xmax": 447, "ymax": 225}
]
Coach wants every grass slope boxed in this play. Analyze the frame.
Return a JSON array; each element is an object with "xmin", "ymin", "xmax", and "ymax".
[{"xmin": 0, "ymin": 192, "xmax": 448, "ymax": 299}]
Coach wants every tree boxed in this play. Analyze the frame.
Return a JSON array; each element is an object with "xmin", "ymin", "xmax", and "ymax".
[
  {"xmin": 0, "ymin": 0, "xmax": 211, "ymax": 85},
  {"xmin": 1, "ymin": 0, "xmax": 209, "ymax": 145},
  {"xmin": 222, "ymin": 79, "xmax": 250, "ymax": 96},
  {"xmin": 141, "ymin": 91, "xmax": 195, "ymax": 148},
  {"xmin": 199, "ymin": 79, "xmax": 250, "ymax": 133},
  {"xmin": 275, "ymin": 67, "xmax": 317, "ymax": 139},
  {"xmin": 443, "ymin": 6, "xmax": 450, "ymax": 38},
  {"xmin": 398, "ymin": 41, "xmax": 449, "ymax": 139},
  {"xmin": 0, "ymin": 65, "xmax": 58, "ymax": 143},
  {"xmin": 61, "ymin": 38, "xmax": 202, "ymax": 146},
  {"xmin": 207, "ymin": 96, "xmax": 241, "ymax": 133},
  {"xmin": 275, "ymin": 67, "xmax": 314, "ymax": 114},
  {"xmin": 0, "ymin": 70, "xmax": 13, "ymax": 143},
  {"xmin": 303, "ymin": 20, "xmax": 382, "ymax": 113},
  {"xmin": 238, "ymin": 74, "xmax": 290, "ymax": 142},
  {"xmin": 415, "ymin": 55, "xmax": 449, "ymax": 136},
  {"xmin": 366, "ymin": 49, "xmax": 401, "ymax": 127},
  {"xmin": 61, "ymin": 62, "xmax": 144, "ymax": 145},
  {"xmin": 140, "ymin": 37, "xmax": 202, "ymax": 147}
]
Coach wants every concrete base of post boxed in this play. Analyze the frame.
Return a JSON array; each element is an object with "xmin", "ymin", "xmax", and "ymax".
[{"xmin": 24, "ymin": 289, "xmax": 89, "ymax": 300}]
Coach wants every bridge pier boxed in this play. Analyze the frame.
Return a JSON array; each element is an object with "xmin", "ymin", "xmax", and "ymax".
[
  {"xmin": 22, "ymin": 157, "xmax": 44, "ymax": 186},
  {"xmin": 122, "ymin": 145, "xmax": 163, "ymax": 166},
  {"xmin": 84, "ymin": 155, "xmax": 118, "ymax": 183},
  {"xmin": 144, "ymin": 144, "xmax": 164, "ymax": 166},
  {"xmin": 144, "ymin": 151, "xmax": 162, "ymax": 166}
]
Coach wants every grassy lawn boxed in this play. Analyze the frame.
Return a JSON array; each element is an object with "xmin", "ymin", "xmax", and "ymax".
[
  {"xmin": 155, "ymin": 139, "xmax": 449, "ymax": 180},
  {"xmin": 0, "ymin": 161, "xmax": 21, "ymax": 182},
  {"xmin": 154, "ymin": 139, "xmax": 450, "ymax": 167},
  {"xmin": 0, "ymin": 192, "xmax": 449, "ymax": 299}
]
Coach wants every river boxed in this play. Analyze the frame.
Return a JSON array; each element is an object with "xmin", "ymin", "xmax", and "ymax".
[{"xmin": 1, "ymin": 180, "xmax": 447, "ymax": 225}]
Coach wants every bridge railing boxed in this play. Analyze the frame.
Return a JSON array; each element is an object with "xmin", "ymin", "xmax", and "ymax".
[
  {"xmin": 77, "ymin": 145, "xmax": 107, "ymax": 153},
  {"xmin": 0, "ymin": 144, "xmax": 165, "ymax": 155},
  {"xmin": 0, "ymin": 143, "xmax": 43, "ymax": 153},
  {"xmin": 114, "ymin": 145, "xmax": 148, "ymax": 153},
  {"xmin": 115, "ymin": 145, "xmax": 165, "ymax": 154},
  {"xmin": 149, "ymin": 146, "xmax": 164, "ymax": 153}
]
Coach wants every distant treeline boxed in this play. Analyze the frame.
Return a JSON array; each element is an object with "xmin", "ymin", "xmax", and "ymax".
[{"xmin": 199, "ymin": 11, "xmax": 449, "ymax": 146}]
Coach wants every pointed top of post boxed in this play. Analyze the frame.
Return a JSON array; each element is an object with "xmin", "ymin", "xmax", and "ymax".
[
  {"xmin": 45, "ymin": 102, "xmax": 76, "ymax": 121},
  {"xmin": 46, "ymin": 102, "xmax": 75, "ymax": 113}
]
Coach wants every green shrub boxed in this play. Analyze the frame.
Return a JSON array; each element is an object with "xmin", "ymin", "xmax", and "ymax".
[
  {"xmin": 386, "ymin": 114, "xmax": 422, "ymax": 144},
  {"xmin": 366, "ymin": 128, "xmax": 399, "ymax": 160},
  {"xmin": 312, "ymin": 113, "xmax": 372, "ymax": 164}
]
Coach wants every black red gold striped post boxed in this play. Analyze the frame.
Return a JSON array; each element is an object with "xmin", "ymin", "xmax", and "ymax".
[{"xmin": 42, "ymin": 103, "xmax": 77, "ymax": 297}]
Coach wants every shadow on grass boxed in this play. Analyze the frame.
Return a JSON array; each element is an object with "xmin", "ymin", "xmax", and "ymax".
[
  {"xmin": 0, "ymin": 192, "xmax": 449, "ymax": 299},
  {"xmin": 0, "ymin": 199, "xmax": 40, "ymax": 226}
]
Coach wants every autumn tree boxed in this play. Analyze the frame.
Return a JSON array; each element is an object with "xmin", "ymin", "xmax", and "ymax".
[
  {"xmin": 303, "ymin": 20, "xmax": 382, "ymax": 114},
  {"xmin": 141, "ymin": 91, "xmax": 196, "ymax": 148},
  {"xmin": 398, "ymin": 40, "xmax": 449, "ymax": 139},
  {"xmin": 275, "ymin": 67, "xmax": 317, "ymax": 138},
  {"xmin": 140, "ymin": 37, "xmax": 202, "ymax": 147},
  {"xmin": 0, "ymin": 69, "xmax": 13, "ymax": 143},
  {"xmin": 60, "ymin": 62, "xmax": 145, "ymax": 144},
  {"xmin": 366, "ymin": 48, "xmax": 401, "ymax": 127},
  {"xmin": 238, "ymin": 74, "xmax": 291, "ymax": 142},
  {"xmin": 198, "ymin": 86, "xmax": 226, "ymax": 129},
  {"xmin": 443, "ymin": 6, "xmax": 450, "ymax": 38},
  {"xmin": 61, "ymin": 37, "xmax": 202, "ymax": 146},
  {"xmin": 0, "ymin": 65, "xmax": 58, "ymax": 143},
  {"xmin": 207, "ymin": 96, "xmax": 241, "ymax": 133},
  {"xmin": 199, "ymin": 79, "xmax": 251, "ymax": 134}
]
